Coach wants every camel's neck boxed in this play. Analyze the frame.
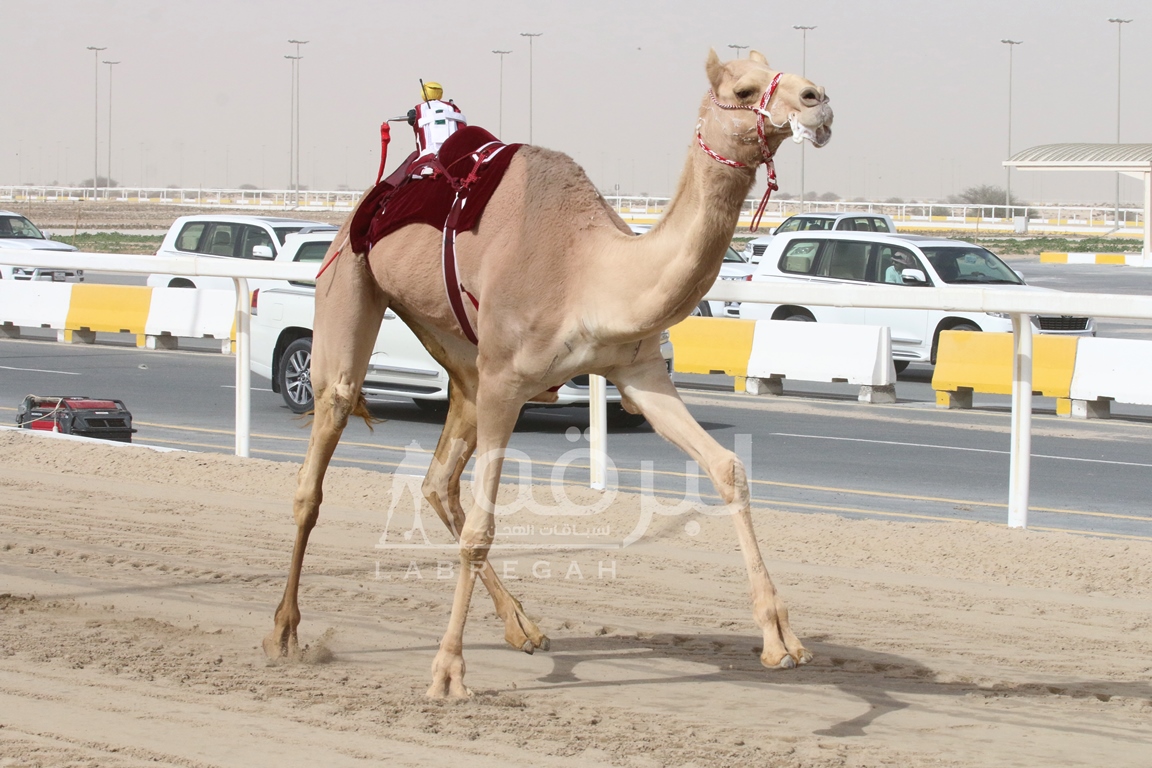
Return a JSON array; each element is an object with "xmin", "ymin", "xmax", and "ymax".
[{"xmin": 602, "ymin": 138, "xmax": 762, "ymax": 337}]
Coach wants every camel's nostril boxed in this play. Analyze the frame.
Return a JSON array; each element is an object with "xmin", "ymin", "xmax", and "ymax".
[{"xmin": 800, "ymin": 87, "xmax": 822, "ymax": 107}]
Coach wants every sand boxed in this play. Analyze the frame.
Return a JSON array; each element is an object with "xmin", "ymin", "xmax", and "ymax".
[{"xmin": 1, "ymin": 427, "xmax": 1150, "ymax": 767}]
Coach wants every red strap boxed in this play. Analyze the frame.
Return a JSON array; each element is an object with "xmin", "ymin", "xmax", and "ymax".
[
  {"xmin": 375, "ymin": 123, "xmax": 392, "ymax": 184},
  {"xmin": 442, "ymin": 194, "xmax": 479, "ymax": 344}
]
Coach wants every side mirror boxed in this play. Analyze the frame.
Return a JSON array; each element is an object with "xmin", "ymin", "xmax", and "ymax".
[
  {"xmin": 901, "ymin": 268, "xmax": 927, "ymax": 285},
  {"xmin": 251, "ymin": 244, "xmax": 274, "ymax": 259}
]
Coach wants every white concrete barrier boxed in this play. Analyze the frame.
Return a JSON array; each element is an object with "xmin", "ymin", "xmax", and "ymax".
[
  {"xmin": 144, "ymin": 288, "xmax": 236, "ymax": 352},
  {"xmin": 0, "ymin": 282, "xmax": 73, "ymax": 337},
  {"xmin": 744, "ymin": 320, "xmax": 897, "ymax": 403},
  {"xmin": 1067, "ymin": 337, "xmax": 1152, "ymax": 418}
]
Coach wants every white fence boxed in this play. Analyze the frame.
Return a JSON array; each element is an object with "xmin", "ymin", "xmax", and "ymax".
[
  {"xmin": 8, "ymin": 250, "xmax": 1152, "ymax": 530},
  {"xmin": 2, "ymin": 184, "xmax": 1145, "ymax": 231}
]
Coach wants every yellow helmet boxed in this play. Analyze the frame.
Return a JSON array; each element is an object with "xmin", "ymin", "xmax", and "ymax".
[{"xmin": 421, "ymin": 81, "xmax": 444, "ymax": 101}]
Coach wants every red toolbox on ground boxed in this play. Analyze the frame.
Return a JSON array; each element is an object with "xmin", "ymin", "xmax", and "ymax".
[{"xmin": 15, "ymin": 396, "xmax": 136, "ymax": 443}]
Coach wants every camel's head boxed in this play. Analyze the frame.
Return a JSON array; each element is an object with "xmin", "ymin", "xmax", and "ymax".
[{"xmin": 702, "ymin": 49, "xmax": 833, "ymax": 163}]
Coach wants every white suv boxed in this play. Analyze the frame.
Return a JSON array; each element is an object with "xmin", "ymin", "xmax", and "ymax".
[
  {"xmin": 740, "ymin": 231, "xmax": 1096, "ymax": 371},
  {"xmin": 748, "ymin": 212, "xmax": 897, "ymax": 263},
  {"xmin": 250, "ymin": 231, "xmax": 672, "ymax": 427},
  {"xmin": 147, "ymin": 214, "xmax": 334, "ymax": 290},
  {"xmin": 0, "ymin": 210, "xmax": 82, "ymax": 281}
]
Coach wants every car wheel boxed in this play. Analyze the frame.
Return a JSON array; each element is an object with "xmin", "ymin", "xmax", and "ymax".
[
  {"xmin": 278, "ymin": 337, "xmax": 313, "ymax": 413},
  {"xmin": 691, "ymin": 301, "xmax": 712, "ymax": 318},
  {"xmin": 784, "ymin": 312, "xmax": 815, "ymax": 322},
  {"xmin": 168, "ymin": 278, "xmax": 195, "ymax": 288},
  {"xmin": 893, "ymin": 360, "xmax": 910, "ymax": 374},
  {"xmin": 951, "ymin": 323, "xmax": 980, "ymax": 333},
  {"xmin": 607, "ymin": 403, "xmax": 647, "ymax": 429}
]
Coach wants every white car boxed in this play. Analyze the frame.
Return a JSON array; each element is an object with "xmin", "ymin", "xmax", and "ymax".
[
  {"xmin": 740, "ymin": 231, "xmax": 1096, "ymax": 371},
  {"xmin": 250, "ymin": 231, "xmax": 672, "ymax": 427},
  {"xmin": 747, "ymin": 212, "xmax": 897, "ymax": 263},
  {"xmin": 0, "ymin": 210, "xmax": 82, "ymax": 281},
  {"xmin": 146, "ymin": 214, "xmax": 336, "ymax": 290}
]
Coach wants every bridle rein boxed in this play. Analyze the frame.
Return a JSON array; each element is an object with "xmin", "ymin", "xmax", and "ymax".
[{"xmin": 695, "ymin": 71, "xmax": 785, "ymax": 232}]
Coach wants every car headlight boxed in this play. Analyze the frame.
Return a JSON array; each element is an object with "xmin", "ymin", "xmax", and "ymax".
[{"xmin": 985, "ymin": 312, "xmax": 1011, "ymax": 319}]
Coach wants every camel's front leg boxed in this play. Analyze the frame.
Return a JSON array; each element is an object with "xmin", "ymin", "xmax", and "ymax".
[
  {"xmin": 427, "ymin": 389, "xmax": 523, "ymax": 698},
  {"xmin": 422, "ymin": 385, "xmax": 549, "ymax": 653},
  {"xmin": 610, "ymin": 358, "xmax": 809, "ymax": 668},
  {"xmin": 264, "ymin": 254, "xmax": 385, "ymax": 660}
]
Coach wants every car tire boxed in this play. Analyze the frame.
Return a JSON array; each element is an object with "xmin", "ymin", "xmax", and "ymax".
[
  {"xmin": 278, "ymin": 337, "xmax": 314, "ymax": 413},
  {"xmin": 784, "ymin": 312, "xmax": 815, "ymax": 322},
  {"xmin": 893, "ymin": 360, "xmax": 910, "ymax": 374},
  {"xmin": 168, "ymin": 278, "xmax": 195, "ymax": 288},
  {"xmin": 692, "ymin": 301, "xmax": 712, "ymax": 318},
  {"xmin": 607, "ymin": 403, "xmax": 647, "ymax": 429},
  {"xmin": 951, "ymin": 323, "xmax": 980, "ymax": 333}
]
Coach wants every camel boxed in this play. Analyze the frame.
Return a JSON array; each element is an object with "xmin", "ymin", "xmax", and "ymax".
[{"xmin": 263, "ymin": 49, "xmax": 833, "ymax": 699}]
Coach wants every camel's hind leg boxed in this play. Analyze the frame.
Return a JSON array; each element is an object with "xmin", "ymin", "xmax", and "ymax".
[
  {"xmin": 422, "ymin": 381, "xmax": 549, "ymax": 653},
  {"xmin": 264, "ymin": 256, "xmax": 387, "ymax": 660},
  {"xmin": 609, "ymin": 357, "xmax": 809, "ymax": 669}
]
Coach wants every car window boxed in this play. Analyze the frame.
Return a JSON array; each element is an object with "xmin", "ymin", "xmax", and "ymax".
[
  {"xmin": 871, "ymin": 217, "xmax": 891, "ymax": 233},
  {"xmin": 800, "ymin": 218, "xmax": 835, "ymax": 231},
  {"xmin": 876, "ymin": 246, "xmax": 920, "ymax": 284},
  {"xmin": 203, "ymin": 223, "xmax": 240, "ymax": 257},
  {"xmin": 817, "ymin": 240, "xmax": 873, "ymax": 282},
  {"xmin": 240, "ymin": 225, "xmax": 274, "ymax": 259},
  {"xmin": 775, "ymin": 217, "xmax": 802, "ymax": 234},
  {"xmin": 777, "ymin": 240, "xmax": 822, "ymax": 275},
  {"xmin": 273, "ymin": 226, "xmax": 306, "ymax": 245},
  {"xmin": 176, "ymin": 222, "xmax": 208, "ymax": 252},
  {"xmin": 0, "ymin": 215, "xmax": 44, "ymax": 239},
  {"xmin": 293, "ymin": 241, "xmax": 330, "ymax": 263},
  {"xmin": 922, "ymin": 246, "xmax": 1023, "ymax": 285},
  {"xmin": 723, "ymin": 247, "xmax": 747, "ymax": 263}
]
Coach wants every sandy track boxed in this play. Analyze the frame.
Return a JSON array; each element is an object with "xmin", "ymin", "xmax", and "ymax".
[{"xmin": 1, "ymin": 428, "xmax": 1150, "ymax": 767}]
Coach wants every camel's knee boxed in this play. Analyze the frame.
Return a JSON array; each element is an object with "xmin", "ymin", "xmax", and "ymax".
[
  {"xmin": 292, "ymin": 494, "xmax": 321, "ymax": 531},
  {"xmin": 315, "ymin": 381, "xmax": 363, "ymax": 429},
  {"xmin": 706, "ymin": 450, "xmax": 750, "ymax": 506}
]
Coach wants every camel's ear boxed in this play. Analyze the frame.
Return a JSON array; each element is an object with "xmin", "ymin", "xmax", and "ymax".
[
  {"xmin": 706, "ymin": 49, "xmax": 725, "ymax": 91},
  {"xmin": 748, "ymin": 50, "xmax": 768, "ymax": 66}
]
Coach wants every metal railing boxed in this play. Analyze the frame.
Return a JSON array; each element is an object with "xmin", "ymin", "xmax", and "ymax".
[{"xmin": 9, "ymin": 250, "xmax": 1152, "ymax": 529}]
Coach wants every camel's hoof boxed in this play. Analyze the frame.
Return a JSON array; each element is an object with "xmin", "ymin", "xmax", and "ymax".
[
  {"xmin": 427, "ymin": 651, "xmax": 470, "ymax": 699},
  {"xmin": 762, "ymin": 652, "xmax": 797, "ymax": 670},
  {"xmin": 262, "ymin": 628, "xmax": 300, "ymax": 661},
  {"xmin": 795, "ymin": 647, "xmax": 813, "ymax": 665},
  {"xmin": 538, "ymin": 636, "xmax": 551, "ymax": 652},
  {"xmin": 504, "ymin": 611, "xmax": 550, "ymax": 654}
]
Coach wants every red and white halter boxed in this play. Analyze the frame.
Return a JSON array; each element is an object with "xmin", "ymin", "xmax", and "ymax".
[{"xmin": 696, "ymin": 72, "xmax": 783, "ymax": 232}]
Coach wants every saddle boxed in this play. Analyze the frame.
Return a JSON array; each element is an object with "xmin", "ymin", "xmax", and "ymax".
[{"xmin": 348, "ymin": 126, "xmax": 522, "ymax": 344}]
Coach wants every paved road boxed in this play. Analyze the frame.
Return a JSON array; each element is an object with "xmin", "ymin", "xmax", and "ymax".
[{"xmin": 3, "ymin": 329, "xmax": 1150, "ymax": 542}]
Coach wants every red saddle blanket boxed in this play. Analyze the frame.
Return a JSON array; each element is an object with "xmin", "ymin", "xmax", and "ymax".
[{"xmin": 349, "ymin": 126, "xmax": 522, "ymax": 255}]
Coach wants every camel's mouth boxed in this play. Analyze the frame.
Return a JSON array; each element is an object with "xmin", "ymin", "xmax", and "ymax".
[{"xmin": 789, "ymin": 105, "xmax": 833, "ymax": 148}]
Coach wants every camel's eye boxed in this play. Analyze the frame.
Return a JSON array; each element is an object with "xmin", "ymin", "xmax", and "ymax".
[{"xmin": 735, "ymin": 88, "xmax": 755, "ymax": 101}]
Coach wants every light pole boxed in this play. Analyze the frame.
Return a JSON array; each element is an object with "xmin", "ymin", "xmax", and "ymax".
[
  {"xmin": 103, "ymin": 60, "xmax": 119, "ymax": 196},
  {"xmin": 1109, "ymin": 18, "xmax": 1132, "ymax": 227},
  {"xmin": 288, "ymin": 39, "xmax": 309, "ymax": 203},
  {"xmin": 86, "ymin": 45, "xmax": 106, "ymax": 198},
  {"xmin": 793, "ymin": 25, "xmax": 816, "ymax": 210},
  {"xmin": 284, "ymin": 54, "xmax": 299, "ymax": 198},
  {"xmin": 727, "ymin": 44, "xmax": 748, "ymax": 58},
  {"xmin": 520, "ymin": 32, "xmax": 543, "ymax": 143},
  {"xmin": 1001, "ymin": 39, "xmax": 1022, "ymax": 215},
  {"xmin": 492, "ymin": 49, "xmax": 512, "ymax": 138}
]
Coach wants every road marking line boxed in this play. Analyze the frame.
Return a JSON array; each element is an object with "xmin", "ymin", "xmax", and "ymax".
[
  {"xmin": 0, "ymin": 364, "xmax": 81, "ymax": 376},
  {"xmin": 772, "ymin": 432, "xmax": 1152, "ymax": 469}
]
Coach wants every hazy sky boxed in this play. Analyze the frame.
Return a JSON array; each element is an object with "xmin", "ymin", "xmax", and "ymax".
[{"xmin": 2, "ymin": 0, "xmax": 1149, "ymax": 204}]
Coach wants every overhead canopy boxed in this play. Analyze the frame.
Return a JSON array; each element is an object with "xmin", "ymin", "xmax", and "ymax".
[
  {"xmin": 1006, "ymin": 143, "xmax": 1152, "ymax": 171},
  {"xmin": 1005, "ymin": 143, "xmax": 1151, "ymax": 264}
]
